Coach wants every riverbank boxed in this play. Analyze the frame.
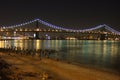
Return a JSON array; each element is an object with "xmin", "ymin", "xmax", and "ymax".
[{"xmin": 0, "ymin": 52, "xmax": 120, "ymax": 80}]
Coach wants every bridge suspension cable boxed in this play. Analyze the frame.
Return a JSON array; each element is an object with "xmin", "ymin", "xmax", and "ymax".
[
  {"xmin": 1, "ymin": 18, "xmax": 120, "ymax": 35},
  {"xmin": 2, "ymin": 19, "xmax": 38, "ymax": 28}
]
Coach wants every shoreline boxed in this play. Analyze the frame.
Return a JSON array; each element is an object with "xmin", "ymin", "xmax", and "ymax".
[
  {"xmin": 50, "ymin": 57, "xmax": 120, "ymax": 76},
  {"xmin": 40, "ymin": 58, "xmax": 120, "ymax": 80},
  {"xmin": 66, "ymin": 61, "xmax": 120, "ymax": 75},
  {"xmin": 0, "ymin": 52, "xmax": 120, "ymax": 80},
  {"xmin": 0, "ymin": 52, "xmax": 63, "ymax": 80}
]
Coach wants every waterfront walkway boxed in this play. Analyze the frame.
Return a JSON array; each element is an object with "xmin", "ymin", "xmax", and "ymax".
[{"xmin": 0, "ymin": 52, "xmax": 120, "ymax": 80}]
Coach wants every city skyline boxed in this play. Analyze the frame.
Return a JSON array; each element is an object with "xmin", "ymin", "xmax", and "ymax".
[{"xmin": 0, "ymin": 0, "xmax": 120, "ymax": 30}]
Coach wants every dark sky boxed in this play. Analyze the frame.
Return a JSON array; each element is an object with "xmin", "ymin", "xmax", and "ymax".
[{"xmin": 0, "ymin": 0, "xmax": 120, "ymax": 30}]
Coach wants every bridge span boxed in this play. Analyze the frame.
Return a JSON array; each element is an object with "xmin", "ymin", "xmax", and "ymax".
[{"xmin": 0, "ymin": 19, "xmax": 120, "ymax": 40}]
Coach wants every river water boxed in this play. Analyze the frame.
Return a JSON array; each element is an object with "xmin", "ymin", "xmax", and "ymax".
[{"xmin": 0, "ymin": 40, "xmax": 120, "ymax": 73}]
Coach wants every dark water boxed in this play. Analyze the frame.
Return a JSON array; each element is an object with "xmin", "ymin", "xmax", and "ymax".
[{"xmin": 0, "ymin": 40, "xmax": 120, "ymax": 73}]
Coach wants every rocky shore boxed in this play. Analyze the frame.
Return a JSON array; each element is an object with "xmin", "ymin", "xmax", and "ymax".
[
  {"xmin": 0, "ymin": 58, "xmax": 52, "ymax": 80},
  {"xmin": 0, "ymin": 53, "xmax": 62, "ymax": 80},
  {"xmin": 0, "ymin": 50, "xmax": 120, "ymax": 80},
  {"xmin": 0, "ymin": 58, "xmax": 12, "ymax": 80}
]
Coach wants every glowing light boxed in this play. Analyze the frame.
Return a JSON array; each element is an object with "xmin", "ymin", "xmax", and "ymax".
[{"xmin": 34, "ymin": 33, "xmax": 36, "ymax": 38}]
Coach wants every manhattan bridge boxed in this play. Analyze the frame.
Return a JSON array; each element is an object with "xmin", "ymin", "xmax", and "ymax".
[{"xmin": 0, "ymin": 18, "xmax": 120, "ymax": 40}]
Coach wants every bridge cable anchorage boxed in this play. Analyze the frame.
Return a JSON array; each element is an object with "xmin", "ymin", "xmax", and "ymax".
[{"xmin": 1, "ymin": 18, "xmax": 120, "ymax": 35}]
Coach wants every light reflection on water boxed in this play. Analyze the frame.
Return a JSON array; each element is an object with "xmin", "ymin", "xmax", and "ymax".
[{"xmin": 0, "ymin": 40, "xmax": 120, "ymax": 72}]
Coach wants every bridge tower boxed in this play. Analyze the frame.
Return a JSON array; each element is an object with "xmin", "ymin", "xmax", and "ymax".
[
  {"xmin": 99, "ymin": 26, "xmax": 107, "ymax": 40},
  {"xmin": 34, "ymin": 20, "xmax": 40, "ymax": 39}
]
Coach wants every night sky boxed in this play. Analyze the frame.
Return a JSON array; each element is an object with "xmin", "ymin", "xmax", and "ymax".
[{"xmin": 0, "ymin": 0, "xmax": 120, "ymax": 30}]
